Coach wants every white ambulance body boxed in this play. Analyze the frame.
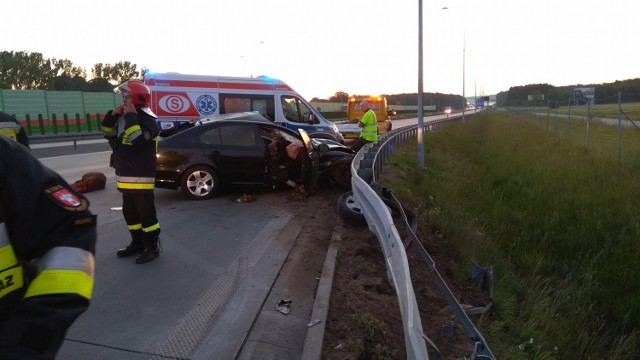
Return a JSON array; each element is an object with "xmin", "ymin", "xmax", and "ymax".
[{"xmin": 143, "ymin": 72, "xmax": 344, "ymax": 143}]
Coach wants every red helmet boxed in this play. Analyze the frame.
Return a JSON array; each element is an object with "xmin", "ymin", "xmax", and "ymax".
[{"xmin": 114, "ymin": 80, "xmax": 151, "ymax": 107}]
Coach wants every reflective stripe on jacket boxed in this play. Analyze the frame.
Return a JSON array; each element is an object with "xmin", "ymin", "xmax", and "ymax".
[
  {"xmin": 0, "ymin": 122, "xmax": 20, "ymax": 142},
  {"xmin": 0, "ymin": 223, "xmax": 24, "ymax": 300},
  {"xmin": 24, "ymin": 246, "xmax": 94, "ymax": 300},
  {"xmin": 1, "ymin": 222, "xmax": 94, "ymax": 301}
]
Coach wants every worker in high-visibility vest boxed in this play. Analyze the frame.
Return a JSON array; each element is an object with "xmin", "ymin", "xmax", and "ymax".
[
  {"xmin": 0, "ymin": 111, "xmax": 29, "ymax": 148},
  {"xmin": 350, "ymin": 100, "xmax": 378, "ymax": 152},
  {"xmin": 0, "ymin": 136, "xmax": 96, "ymax": 359}
]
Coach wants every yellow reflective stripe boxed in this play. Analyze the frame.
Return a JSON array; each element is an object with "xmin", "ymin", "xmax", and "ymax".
[
  {"xmin": 0, "ymin": 245, "xmax": 18, "ymax": 268},
  {"xmin": 117, "ymin": 181, "xmax": 155, "ymax": 190},
  {"xmin": 124, "ymin": 125, "xmax": 141, "ymax": 139},
  {"xmin": 0, "ymin": 223, "xmax": 17, "ymax": 267},
  {"xmin": 102, "ymin": 125, "xmax": 115, "ymax": 132},
  {"xmin": 143, "ymin": 223, "xmax": 160, "ymax": 232},
  {"xmin": 0, "ymin": 128, "xmax": 18, "ymax": 141},
  {"xmin": 128, "ymin": 223, "xmax": 142, "ymax": 231},
  {"xmin": 128, "ymin": 130, "xmax": 143, "ymax": 142},
  {"xmin": 116, "ymin": 176, "xmax": 155, "ymax": 190},
  {"xmin": 0, "ymin": 266, "xmax": 24, "ymax": 299},
  {"xmin": 0, "ymin": 224, "xmax": 25, "ymax": 299},
  {"xmin": 25, "ymin": 269, "xmax": 93, "ymax": 300},
  {"xmin": 24, "ymin": 246, "xmax": 95, "ymax": 300}
]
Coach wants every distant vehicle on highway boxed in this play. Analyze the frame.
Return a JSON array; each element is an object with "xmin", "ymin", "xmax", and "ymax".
[
  {"xmin": 155, "ymin": 112, "xmax": 354, "ymax": 200},
  {"xmin": 444, "ymin": 107, "xmax": 452, "ymax": 117}
]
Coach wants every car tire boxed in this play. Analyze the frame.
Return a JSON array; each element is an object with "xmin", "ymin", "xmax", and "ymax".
[
  {"xmin": 180, "ymin": 166, "xmax": 219, "ymax": 200},
  {"xmin": 336, "ymin": 191, "xmax": 368, "ymax": 227}
]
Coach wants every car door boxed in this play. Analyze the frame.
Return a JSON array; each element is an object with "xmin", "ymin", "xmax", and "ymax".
[{"xmin": 197, "ymin": 123, "xmax": 267, "ymax": 184}]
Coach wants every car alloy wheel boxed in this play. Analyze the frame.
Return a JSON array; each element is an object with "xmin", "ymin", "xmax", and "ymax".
[{"xmin": 181, "ymin": 166, "xmax": 219, "ymax": 200}]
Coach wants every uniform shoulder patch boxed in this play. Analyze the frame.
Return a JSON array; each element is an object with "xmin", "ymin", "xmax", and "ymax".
[{"xmin": 43, "ymin": 185, "xmax": 89, "ymax": 212}]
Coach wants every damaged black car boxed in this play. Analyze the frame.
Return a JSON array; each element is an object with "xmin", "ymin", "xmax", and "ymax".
[{"xmin": 155, "ymin": 112, "xmax": 355, "ymax": 200}]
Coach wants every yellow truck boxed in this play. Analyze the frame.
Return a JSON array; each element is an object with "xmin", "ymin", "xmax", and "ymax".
[{"xmin": 338, "ymin": 95, "xmax": 393, "ymax": 140}]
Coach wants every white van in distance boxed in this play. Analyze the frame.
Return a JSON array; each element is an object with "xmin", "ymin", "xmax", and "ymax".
[{"xmin": 143, "ymin": 72, "xmax": 344, "ymax": 143}]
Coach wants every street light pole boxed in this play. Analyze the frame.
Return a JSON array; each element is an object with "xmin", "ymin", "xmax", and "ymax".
[
  {"xmin": 417, "ymin": 0, "xmax": 425, "ymax": 168},
  {"xmin": 462, "ymin": 30, "xmax": 466, "ymax": 122},
  {"xmin": 442, "ymin": 6, "xmax": 466, "ymax": 122}
]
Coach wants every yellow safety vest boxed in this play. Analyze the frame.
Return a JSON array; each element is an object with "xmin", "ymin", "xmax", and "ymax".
[{"xmin": 360, "ymin": 110, "xmax": 378, "ymax": 142}]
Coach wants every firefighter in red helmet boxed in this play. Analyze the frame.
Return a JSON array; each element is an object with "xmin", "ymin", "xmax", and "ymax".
[
  {"xmin": 0, "ymin": 136, "xmax": 96, "ymax": 358},
  {"xmin": 102, "ymin": 80, "xmax": 162, "ymax": 264}
]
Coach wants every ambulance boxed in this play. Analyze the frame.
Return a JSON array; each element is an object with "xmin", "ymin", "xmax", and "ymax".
[{"xmin": 143, "ymin": 72, "xmax": 344, "ymax": 143}]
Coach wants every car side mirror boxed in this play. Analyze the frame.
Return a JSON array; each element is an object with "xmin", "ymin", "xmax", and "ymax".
[
  {"xmin": 308, "ymin": 113, "xmax": 320, "ymax": 124},
  {"xmin": 317, "ymin": 143, "xmax": 330, "ymax": 152}
]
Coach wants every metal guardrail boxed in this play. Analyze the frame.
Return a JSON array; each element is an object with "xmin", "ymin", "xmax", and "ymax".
[{"xmin": 350, "ymin": 113, "xmax": 495, "ymax": 359}]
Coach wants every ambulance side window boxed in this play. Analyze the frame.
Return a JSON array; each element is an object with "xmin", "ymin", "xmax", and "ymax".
[{"xmin": 220, "ymin": 94, "xmax": 275, "ymax": 121}]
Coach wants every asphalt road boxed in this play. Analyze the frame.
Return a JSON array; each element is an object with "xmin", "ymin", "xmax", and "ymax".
[
  {"xmin": 30, "ymin": 115, "xmax": 442, "ymax": 359},
  {"xmin": 34, "ymin": 142, "xmax": 317, "ymax": 359}
]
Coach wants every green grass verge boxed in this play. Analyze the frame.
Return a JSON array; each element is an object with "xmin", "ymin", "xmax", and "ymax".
[
  {"xmin": 381, "ymin": 111, "xmax": 640, "ymax": 358},
  {"xmin": 531, "ymin": 102, "xmax": 640, "ymax": 121}
]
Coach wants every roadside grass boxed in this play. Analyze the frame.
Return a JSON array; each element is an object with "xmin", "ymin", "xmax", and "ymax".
[
  {"xmin": 381, "ymin": 111, "xmax": 640, "ymax": 358},
  {"xmin": 533, "ymin": 102, "xmax": 640, "ymax": 120}
]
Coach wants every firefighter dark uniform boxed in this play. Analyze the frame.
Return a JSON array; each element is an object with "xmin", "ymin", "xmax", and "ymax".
[
  {"xmin": 0, "ymin": 111, "xmax": 29, "ymax": 148},
  {"xmin": 0, "ymin": 136, "xmax": 96, "ymax": 359},
  {"xmin": 102, "ymin": 80, "xmax": 161, "ymax": 264}
]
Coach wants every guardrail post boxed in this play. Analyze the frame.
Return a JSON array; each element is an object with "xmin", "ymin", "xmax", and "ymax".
[
  {"xmin": 63, "ymin": 113, "xmax": 70, "ymax": 133},
  {"xmin": 95, "ymin": 113, "xmax": 102, "ymax": 132},
  {"xmin": 75, "ymin": 113, "xmax": 82, "ymax": 133},
  {"xmin": 86, "ymin": 113, "xmax": 92, "ymax": 132},
  {"xmin": 51, "ymin": 114, "xmax": 58, "ymax": 134},
  {"xmin": 37, "ymin": 114, "xmax": 45, "ymax": 135},
  {"xmin": 25, "ymin": 114, "xmax": 32, "ymax": 135}
]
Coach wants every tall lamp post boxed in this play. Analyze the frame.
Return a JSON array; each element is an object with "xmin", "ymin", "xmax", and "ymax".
[
  {"xmin": 442, "ymin": 6, "xmax": 466, "ymax": 122},
  {"xmin": 462, "ymin": 31, "xmax": 466, "ymax": 122},
  {"xmin": 417, "ymin": 0, "xmax": 425, "ymax": 168}
]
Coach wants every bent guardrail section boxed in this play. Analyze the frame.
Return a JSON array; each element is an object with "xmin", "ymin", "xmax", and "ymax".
[{"xmin": 350, "ymin": 114, "xmax": 495, "ymax": 359}]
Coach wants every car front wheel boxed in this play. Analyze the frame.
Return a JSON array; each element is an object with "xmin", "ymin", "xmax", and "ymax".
[{"xmin": 180, "ymin": 166, "xmax": 219, "ymax": 200}]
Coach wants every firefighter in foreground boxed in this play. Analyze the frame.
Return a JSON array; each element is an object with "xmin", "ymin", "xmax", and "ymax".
[
  {"xmin": 0, "ymin": 136, "xmax": 97, "ymax": 359},
  {"xmin": 102, "ymin": 80, "xmax": 161, "ymax": 264},
  {"xmin": 0, "ymin": 111, "xmax": 29, "ymax": 148}
]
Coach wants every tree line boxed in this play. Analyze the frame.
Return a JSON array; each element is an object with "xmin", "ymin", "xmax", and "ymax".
[
  {"xmin": 311, "ymin": 91, "xmax": 465, "ymax": 111},
  {"xmin": 0, "ymin": 51, "xmax": 141, "ymax": 92},
  {"xmin": 496, "ymin": 78, "xmax": 640, "ymax": 107},
  {"xmin": 2, "ymin": 50, "xmax": 465, "ymax": 109}
]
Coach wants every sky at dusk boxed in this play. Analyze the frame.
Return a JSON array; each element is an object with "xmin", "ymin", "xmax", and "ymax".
[{"xmin": 4, "ymin": 0, "xmax": 639, "ymax": 100}]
